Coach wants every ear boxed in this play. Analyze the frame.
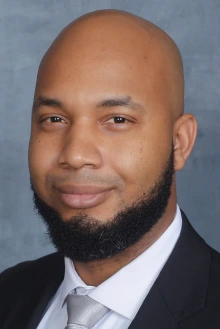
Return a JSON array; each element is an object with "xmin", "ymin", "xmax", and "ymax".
[{"xmin": 173, "ymin": 113, "xmax": 197, "ymax": 171}]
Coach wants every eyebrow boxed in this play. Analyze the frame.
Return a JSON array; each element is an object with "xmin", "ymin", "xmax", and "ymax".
[
  {"xmin": 97, "ymin": 96, "xmax": 145, "ymax": 112},
  {"xmin": 32, "ymin": 96, "xmax": 64, "ymax": 112},
  {"xmin": 32, "ymin": 95, "xmax": 145, "ymax": 113}
]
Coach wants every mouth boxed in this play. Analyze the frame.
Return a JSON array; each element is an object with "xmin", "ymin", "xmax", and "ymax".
[{"xmin": 56, "ymin": 185, "xmax": 114, "ymax": 209}]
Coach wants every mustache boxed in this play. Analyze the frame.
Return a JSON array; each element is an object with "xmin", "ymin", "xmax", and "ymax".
[{"xmin": 45, "ymin": 172, "xmax": 123, "ymax": 188}]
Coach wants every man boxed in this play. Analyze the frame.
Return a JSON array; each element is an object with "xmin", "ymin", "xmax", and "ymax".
[{"xmin": 1, "ymin": 8, "xmax": 220, "ymax": 329}]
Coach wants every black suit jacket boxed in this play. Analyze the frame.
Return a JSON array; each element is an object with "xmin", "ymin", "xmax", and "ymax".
[{"xmin": 1, "ymin": 211, "xmax": 220, "ymax": 329}]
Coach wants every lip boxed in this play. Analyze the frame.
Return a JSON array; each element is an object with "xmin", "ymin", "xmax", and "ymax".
[{"xmin": 56, "ymin": 185, "xmax": 113, "ymax": 209}]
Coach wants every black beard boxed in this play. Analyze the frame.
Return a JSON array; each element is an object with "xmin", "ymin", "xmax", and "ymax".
[{"xmin": 31, "ymin": 146, "xmax": 174, "ymax": 263}]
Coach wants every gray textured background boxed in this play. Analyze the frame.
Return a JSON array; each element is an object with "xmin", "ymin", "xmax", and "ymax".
[{"xmin": 0, "ymin": 0, "xmax": 219, "ymax": 272}]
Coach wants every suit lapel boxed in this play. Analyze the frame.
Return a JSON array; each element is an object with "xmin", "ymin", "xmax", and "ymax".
[
  {"xmin": 128, "ymin": 211, "xmax": 211, "ymax": 328},
  {"xmin": 26, "ymin": 270, "xmax": 64, "ymax": 329},
  {"xmin": 26, "ymin": 254, "xmax": 65, "ymax": 329},
  {"xmin": 157, "ymin": 211, "xmax": 210, "ymax": 321},
  {"xmin": 128, "ymin": 282, "xmax": 178, "ymax": 329}
]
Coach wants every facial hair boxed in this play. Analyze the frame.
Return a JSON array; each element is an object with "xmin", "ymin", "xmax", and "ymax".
[{"xmin": 31, "ymin": 145, "xmax": 174, "ymax": 263}]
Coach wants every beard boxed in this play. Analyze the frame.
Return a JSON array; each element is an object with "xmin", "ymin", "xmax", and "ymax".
[{"xmin": 31, "ymin": 145, "xmax": 174, "ymax": 263}]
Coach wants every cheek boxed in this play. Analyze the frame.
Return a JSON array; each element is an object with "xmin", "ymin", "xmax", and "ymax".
[
  {"xmin": 105, "ymin": 129, "xmax": 172, "ymax": 202},
  {"xmin": 28, "ymin": 134, "xmax": 60, "ymax": 191},
  {"xmin": 105, "ymin": 137, "xmax": 156, "ymax": 198}
]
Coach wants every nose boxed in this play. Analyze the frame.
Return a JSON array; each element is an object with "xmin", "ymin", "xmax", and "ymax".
[{"xmin": 57, "ymin": 123, "xmax": 103, "ymax": 170}]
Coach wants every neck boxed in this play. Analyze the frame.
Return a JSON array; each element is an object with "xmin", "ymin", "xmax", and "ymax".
[{"xmin": 74, "ymin": 194, "xmax": 177, "ymax": 286}]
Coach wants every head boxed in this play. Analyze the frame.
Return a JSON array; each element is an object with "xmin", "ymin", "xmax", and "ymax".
[{"xmin": 29, "ymin": 10, "xmax": 197, "ymax": 262}]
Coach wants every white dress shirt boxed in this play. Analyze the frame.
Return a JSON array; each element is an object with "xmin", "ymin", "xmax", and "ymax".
[{"xmin": 37, "ymin": 205, "xmax": 182, "ymax": 329}]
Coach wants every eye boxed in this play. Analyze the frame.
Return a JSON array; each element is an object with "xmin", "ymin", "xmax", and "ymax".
[
  {"xmin": 39, "ymin": 115, "xmax": 68, "ymax": 131},
  {"xmin": 107, "ymin": 116, "xmax": 129, "ymax": 124},
  {"xmin": 43, "ymin": 116, "xmax": 66, "ymax": 123}
]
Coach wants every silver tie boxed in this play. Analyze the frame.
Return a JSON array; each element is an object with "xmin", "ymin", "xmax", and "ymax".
[{"xmin": 65, "ymin": 293, "xmax": 110, "ymax": 329}]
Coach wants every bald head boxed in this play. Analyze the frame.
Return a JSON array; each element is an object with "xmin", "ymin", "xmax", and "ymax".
[{"xmin": 37, "ymin": 9, "xmax": 184, "ymax": 120}]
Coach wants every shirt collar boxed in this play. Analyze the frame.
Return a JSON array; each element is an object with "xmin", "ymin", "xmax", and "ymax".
[
  {"xmin": 58, "ymin": 257, "xmax": 94, "ymax": 309},
  {"xmin": 59, "ymin": 205, "xmax": 182, "ymax": 320}
]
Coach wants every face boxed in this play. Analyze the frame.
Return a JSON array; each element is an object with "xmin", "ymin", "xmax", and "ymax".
[{"xmin": 29, "ymin": 26, "xmax": 175, "ymax": 260}]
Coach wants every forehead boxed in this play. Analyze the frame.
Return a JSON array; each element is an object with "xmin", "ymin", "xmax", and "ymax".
[
  {"xmin": 37, "ymin": 52, "xmax": 147, "ymax": 96},
  {"xmin": 35, "ymin": 23, "xmax": 170, "ymax": 111}
]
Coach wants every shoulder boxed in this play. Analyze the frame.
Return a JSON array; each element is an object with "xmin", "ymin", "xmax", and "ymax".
[
  {"xmin": 0, "ymin": 253, "xmax": 64, "ymax": 327},
  {"xmin": 205, "ymin": 246, "xmax": 220, "ymax": 299},
  {"xmin": 0, "ymin": 252, "xmax": 64, "ymax": 292},
  {"xmin": 177, "ymin": 239, "xmax": 220, "ymax": 328},
  {"xmin": 208, "ymin": 246, "xmax": 220, "ymax": 291}
]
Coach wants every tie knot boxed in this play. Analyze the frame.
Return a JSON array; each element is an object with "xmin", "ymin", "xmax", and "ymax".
[{"xmin": 66, "ymin": 293, "xmax": 110, "ymax": 328}]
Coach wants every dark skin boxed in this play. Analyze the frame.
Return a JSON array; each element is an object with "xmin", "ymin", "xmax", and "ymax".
[{"xmin": 29, "ymin": 10, "xmax": 197, "ymax": 286}]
